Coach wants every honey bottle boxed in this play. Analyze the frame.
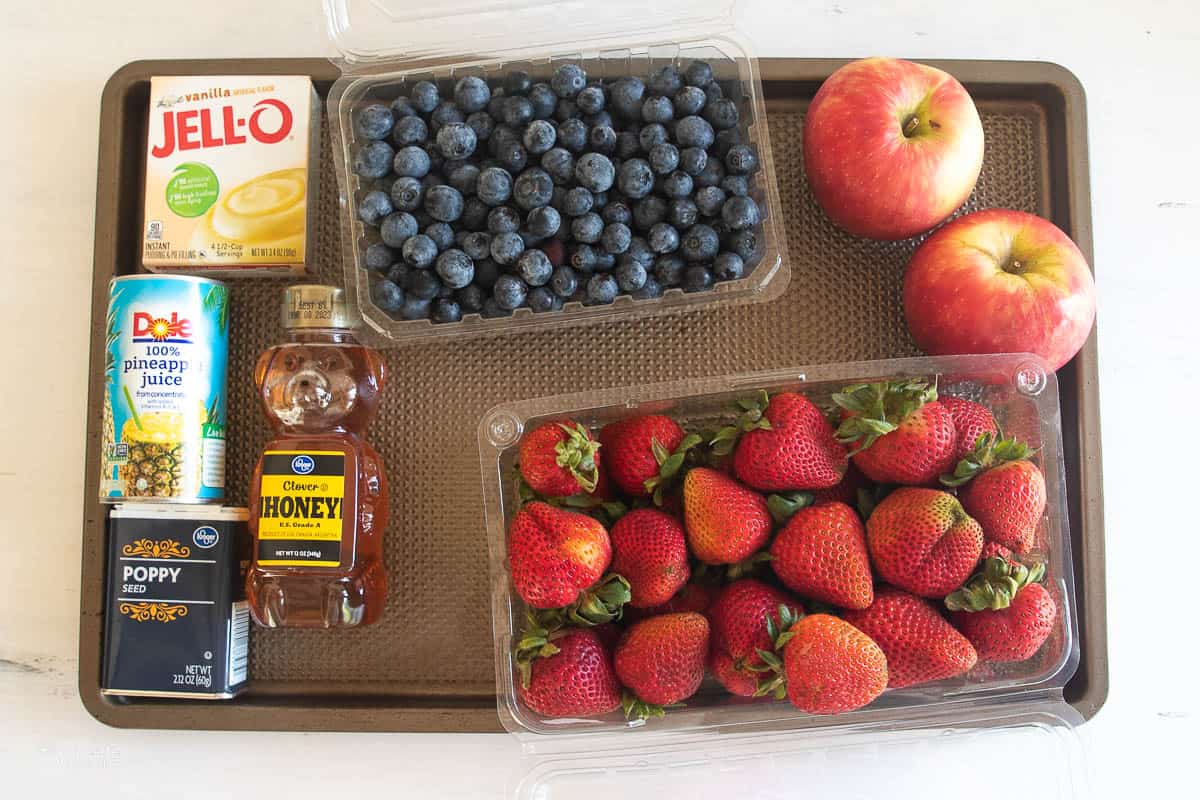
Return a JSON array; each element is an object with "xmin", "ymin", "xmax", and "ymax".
[{"xmin": 246, "ymin": 285, "xmax": 388, "ymax": 628}]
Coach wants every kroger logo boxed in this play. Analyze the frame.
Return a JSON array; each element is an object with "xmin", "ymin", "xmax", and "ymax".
[
  {"xmin": 192, "ymin": 525, "xmax": 219, "ymax": 549},
  {"xmin": 291, "ymin": 455, "xmax": 315, "ymax": 474}
]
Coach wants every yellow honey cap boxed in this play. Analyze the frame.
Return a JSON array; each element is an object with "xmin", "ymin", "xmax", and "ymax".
[{"xmin": 281, "ymin": 284, "xmax": 357, "ymax": 329}]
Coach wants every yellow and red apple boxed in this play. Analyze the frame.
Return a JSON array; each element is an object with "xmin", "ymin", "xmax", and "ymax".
[
  {"xmin": 804, "ymin": 57, "xmax": 984, "ymax": 240},
  {"xmin": 903, "ymin": 209, "xmax": 1096, "ymax": 370}
]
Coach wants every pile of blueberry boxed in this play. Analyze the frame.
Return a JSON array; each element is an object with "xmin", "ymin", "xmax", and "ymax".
[{"xmin": 351, "ymin": 61, "xmax": 765, "ymax": 324}]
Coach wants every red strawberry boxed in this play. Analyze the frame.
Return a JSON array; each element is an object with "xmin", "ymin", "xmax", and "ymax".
[
  {"xmin": 517, "ymin": 628, "xmax": 622, "ymax": 718},
  {"xmin": 866, "ymin": 488, "xmax": 983, "ymax": 598},
  {"xmin": 940, "ymin": 396, "xmax": 999, "ymax": 462},
  {"xmin": 779, "ymin": 614, "xmax": 888, "ymax": 714},
  {"xmin": 842, "ymin": 587, "xmax": 977, "ymax": 688},
  {"xmin": 682, "ymin": 467, "xmax": 772, "ymax": 564},
  {"xmin": 943, "ymin": 433, "xmax": 1047, "ymax": 554},
  {"xmin": 951, "ymin": 582, "xmax": 1056, "ymax": 662},
  {"xmin": 810, "ymin": 461, "xmax": 870, "ymax": 507},
  {"xmin": 615, "ymin": 612, "xmax": 710, "ymax": 717},
  {"xmin": 708, "ymin": 647, "xmax": 760, "ymax": 696},
  {"xmin": 519, "ymin": 421, "xmax": 602, "ymax": 497},
  {"xmin": 707, "ymin": 579, "xmax": 803, "ymax": 695},
  {"xmin": 624, "ymin": 582, "xmax": 716, "ymax": 622},
  {"xmin": 834, "ymin": 380, "xmax": 958, "ymax": 486},
  {"xmin": 610, "ymin": 509, "xmax": 690, "ymax": 608},
  {"xmin": 714, "ymin": 391, "xmax": 847, "ymax": 491},
  {"xmin": 508, "ymin": 502, "xmax": 611, "ymax": 609},
  {"xmin": 770, "ymin": 501, "xmax": 873, "ymax": 609},
  {"xmin": 600, "ymin": 415, "xmax": 699, "ymax": 499},
  {"xmin": 981, "ymin": 541, "xmax": 1016, "ymax": 566}
]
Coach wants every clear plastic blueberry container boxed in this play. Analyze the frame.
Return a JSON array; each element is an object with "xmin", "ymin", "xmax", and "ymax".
[
  {"xmin": 478, "ymin": 354, "xmax": 1081, "ymax": 744},
  {"xmin": 325, "ymin": 0, "xmax": 788, "ymax": 345}
]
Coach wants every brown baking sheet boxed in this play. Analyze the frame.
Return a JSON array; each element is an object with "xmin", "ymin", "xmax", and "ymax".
[{"xmin": 81, "ymin": 58, "xmax": 1105, "ymax": 732}]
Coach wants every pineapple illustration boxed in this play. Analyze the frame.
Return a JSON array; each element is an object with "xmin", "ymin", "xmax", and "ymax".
[{"xmin": 119, "ymin": 413, "xmax": 187, "ymax": 497}]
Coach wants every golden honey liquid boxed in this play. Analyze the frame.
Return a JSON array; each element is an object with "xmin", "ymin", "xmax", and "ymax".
[{"xmin": 245, "ymin": 329, "xmax": 388, "ymax": 628}]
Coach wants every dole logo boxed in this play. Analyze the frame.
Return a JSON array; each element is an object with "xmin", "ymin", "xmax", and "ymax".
[
  {"xmin": 150, "ymin": 98, "xmax": 293, "ymax": 158},
  {"xmin": 132, "ymin": 311, "xmax": 192, "ymax": 342}
]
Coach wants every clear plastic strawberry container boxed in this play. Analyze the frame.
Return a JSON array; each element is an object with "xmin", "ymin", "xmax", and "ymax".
[
  {"xmin": 478, "ymin": 353, "xmax": 1080, "ymax": 742},
  {"xmin": 325, "ymin": 0, "xmax": 788, "ymax": 346}
]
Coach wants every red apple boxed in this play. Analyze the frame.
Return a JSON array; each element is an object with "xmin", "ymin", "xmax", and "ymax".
[
  {"xmin": 804, "ymin": 57, "xmax": 984, "ymax": 240},
  {"xmin": 903, "ymin": 208, "xmax": 1096, "ymax": 370}
]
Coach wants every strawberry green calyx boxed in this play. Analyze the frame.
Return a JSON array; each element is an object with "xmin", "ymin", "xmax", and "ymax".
[
  {"xmin": 514, "ymin": 611, "xmax": 561, "ymax": 689},
  {"xmin": 621, "ymin": 690, "xmax": 684, "ymax": 721},
  {"xmin": 945, "ymin": 557, "xmax": 1046, "ymax": 612},
  {"xmin": 645, "ymin": 433, "xmax": 704, "ymax": 504},
  {"xmin": 940, "ymin": 431, "xmax": 1037, "ymax": 487},
  {"xmin": 833, "ymin": 378, "xmax": 938, "ymax": 455},
  {"xmin": 726, "ymin": 550, "xmax": 774, "ymax": 581},
  {"xmin": 750, "ymin": 604, "xmax": 802, "ymax": 699},
  {"xmin": 518, "ymin": 470, "xmax": 627, "ymax": 523},
  {"xmin": 710, "ymin": 390, "xmax": 773, "ymax": 456},
  {"xmin": 554, "ymin": 422, "xmax": 602, "ymax": 493},
  {"xmin": 767, "ymin": 491, "xmax": 815, "ymax": 525},
  {"xmin": 535, "ymin": 573, "xmax": 632, "ymax": 630}
]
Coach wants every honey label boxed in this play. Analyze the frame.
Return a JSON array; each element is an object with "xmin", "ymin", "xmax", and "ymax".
[
  {"xmin": 142, "ymin": 75, "xmax": 318, "ymax": 276},
  {"xmin": 256, "ymin": 450, "xmax": 346, "ymax": 567}
]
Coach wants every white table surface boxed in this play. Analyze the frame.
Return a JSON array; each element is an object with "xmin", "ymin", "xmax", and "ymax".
[{"xmin": 2, "ymin": 0, "xmax": 1197, "ymax": 796}]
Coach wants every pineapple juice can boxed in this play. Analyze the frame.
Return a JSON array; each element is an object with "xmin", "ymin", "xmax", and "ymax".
[{"xmin": 100, "ymin": 274, "xmax": 229, "ymax": 502}]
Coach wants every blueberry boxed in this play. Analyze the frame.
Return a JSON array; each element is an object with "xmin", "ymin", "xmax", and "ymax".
[
  {"xmin": 413, "ymin": 210, "xmax": 435, "ymax": 228},
  {"xmin": 499, "ymin": 69, "xmax": 529, "ymax": 95},
  {"xmin": 585, "ymin": 273, "xmax": 619, "ymax": 304},
  {"xmin": 589, "ymin": 125, "xmax": 617, "ymax": 154},
  {"xmin": 462, "ymin": 196, "xmax": 489, "ymax": 230},
  {"xmin": 410, "ymin": 80, "xmax": 440, "ymax": 113},
  {"xmin": 490, "ymin": 231, "xmax": 524, "ymax": 265},
  {"xmin": 392, "ymin": 115, "xmax": 428, "ymax": 148},
  {"xmin": 454, "ymin": 76, "xmax": 491, "ymax": 113},
  {"xmin": 513, "ymin": 122, "xmax": 552, "ymax": 158},
  {"xmin": 722, "ymin": 195, "xmax": 760, "ymax": 230},
  {"xmin": 425, "ymin": 222, "xmax": 455, "ymax": 251},
  {"xmin": 494, "ymin": 140, "xmax": 528, "ymax": 173},
  {"xmin": 526, "ymin": 205, "xmax": 561, "ymax": 237},
  {"xmin": 493, "ymin": 274, "xmax": 528, "ymax": 310},
  {"xmin": 638, "ymin": 123, "xmax": 668, "ymax": 152},
  {"xmin": 632, "ymin": 275, "xmax": 663, "ymax": 299},
  {"xmin": 713, "ymin": 251, "xmax": 746, "ymax": 281},
  {"xmin": 380, "ymin": 212, "xmax": 419, "ymax": 248},
  {"xmin": 456, "ymin": 284, "xmax": 486, "ymax": 313},
  {"xmin": 612, "ymin": 77, "xmax": 646, "ymax": 119},
  {"xmin": 429, "ymin": 298, "xmax": 461, "ymax": 324},
  {"xmin": 487, "ymin": 205, "xmax": 521, "ymax": 233},
  {"xmin": 602, "ymin": 201, "xmax": 632, "ymax": 226},
  {"xmin": 684, "ymin": 266, "xmax": 715, "ymax": 292},
  {"xmin": 461, "ymin": 231, "xmax": 491, "ymax": 260},
  {"xmin": 517, "ymin": 249, "xmax": 554, "ymax": 286},
  {"xmin": 423, "ymin": 185, "xmax": 464, "ymax": 223},
  {"xmin": 371, "ymin": 278, "xmax": 405, "ymax": 313},
  {"xmin": 477, "ymin": 167, "xmax": 514, "ymax": 206},
  {"xmin": 446, "ymin": 164, "xmax": 480, "ymax": 198},
  {"xmin": 358, "ymin": 190, "xmax": 394, "ymax": 226},
  {"xmin": 632, "ymin": 196, "xmax": 668, "ymax": 231},
  {"xmin": 694, "ymin": 155, "xmax": 726, "ymax": 188},
  {"xmin": 592, "ymin": 190, "xmax": 609, "ymax": 209},
  {"xmin": 668, "ymin": 197, "xmax": 699, "ymax": 229},
  {"xmin": 616, "ymin": 131, "xmax": 640, "ymax": 159},
  {"xmin": 430, "ymin": 101, "xmax": 465, "ymax": 133},
  {"xmin": 551, "ymin": 64, "xmax": 587, "ymax": 98},
  {"xmin": 695, "ymin": 186, "xmax": 726, "ymax": 217},
  {"xmin": 490, "ymin": 124, "xmax": 520, "ymax": 153},
  {"xmin": 557, "ymin": 118, "xmax": 588, "ymax": 153},
  {"xmin": 673, "ymin": 86, "xmax": 706, "ymax": 117},
  {"xmin": 617, "ymin": 158, "xmax": 655, "ymax": 199},
  {"xmin": 704, "ymin": 98, "xmax": 739, "ymax": 130},
  {"xmin": 704, "ymin": 81, "xmax": 724, "ymax": 103},
  {"xmin": 570, "ymin": 243, "xmax": 598, "ymax": 273},
  {"xmin": 685, "ymin": 61, "xmax": 714, "ymax": 87},
  {"xmin": 528, "ymin": 83, "xmax": 558, "ymax": 118},
  {"xmin": 648, "ymin": 142, "xmax": 680, "ymax": 175},
  {"xmin": 420, "ymin": 171, "xmax": 445, "ymax": 193},
  {"xmin": 576, "ymin": 85, "xmax": 606, "ymax": 115},
  {"xmin": 672, "ymin": 116, "xmax": 713, "ymax": 150},
  {"xmin": 465, "ymin": 111, "xmax": 495, "ymax": 143},
  {"xmin": 574, "ymin": 153, "xmax": 615, "ymax": 192},
  {"xmin": 562, "ymin": 186, "xmax": 593, "ymax": 217},
  {"xmin": 725, "ymin": 144, "xmax": 758, "ymax": 175},
  {"xmin": 679, "ymin": 147, "xmax": 708, "ymax": 176},
  {"xmin": 386, "ymin": 262, "xmax": 411, "ymax": 285},
  {"xmin": 388, "ymin": 176, "xmax": 422, "ymax": 212},
  {"xmin": 436, "ymin": 122, "xmax": 477, "ymax": 160},
  {"xmin": 497, "ymin": 96, "xmax": 531, "ymax": 129},
  {"xmin": 532, "ymin": 150, "xmax": 571, "ymax": 187},
  {"xmin": 662, "ymin": 171, "xmax": 694, "ymax": 198},
  {"xmin": 391, "ymin": 96, "xmax": 419, "ymax": 119},
  {"xmin": 648, "ymin": 223, "xmax": 680, "ymax": 254},
  {"xmin": 554, "ymin": 98, "xmax": 581, "ymax": 122},
  {"xmin": 523, "ymin": 286, "xmax": 556, "ymax": 313},
  {"xmin": 680, "ymin": 223, "xmax": 720, "ymax": 261},
  {"xmin": 550, "ymin": 265, "xmax": 579, "ymax": 297},
  {"xmin": 720, "ymin": 174, "xmax": 750, "ymax": 197},
  {"xmin": 473, "ymin": 258, "xmax": 501, "ymax": 289},
  {"xmin": 513, "ymin": 168, "xmax": 554, "ymax": 210},
  {"xmin": 615, "ymin": 259, "xmax": 647, "ymax": 292},
  {"xmin": 710, "ymin": 217, "xmax": 732, "ymax": 239},
  {"xmin": 404, "ymin": 268, "xmax": 442, "ymax": 300},
  {"xmin": 397, "ymin": 295, "xmax": 431, "ymax": 320},
  {"xmin": 714, "ymin": 127, "xmax": 744, "ymax": 159},
  {"xmin": 585, "ymin": 110, "xmax": 614, "ymax": 130},
  {"xmin": 354, "ymin": 141, "xmax": 394, "ymax": 179},
  {"xmin": 649, "ymin": 64, "xmax": 684, "ymax": 96},
  {"xmin": 433, "ymin": 248, "xmax": 474, "ymax": 289},
  {"xmin": 600, "ymin": 222, "xmax": 632, "ymax": 254},
  {"xmin": 641, "ymin": 95, "xmax": 674, "ymax": 125},
  {"xmin": 571, "ymin": 212, "xmax": 604, "ymax": 244},
  {"xmin": 393, "ymin": 145, "xmax": 431, "ymax": 178},
  {"xmin": 355, "ymin": 103, "xmax": 394, "ymax": 140},
  {"xmin": 727, "ymin": 229, "xmax": 761, "ymax": 264},
  {"xmin": 595, "ymin": 252, "xmax": 616, "ymax": 272},
  {"xmin": 654, "ymin": 253, "xmax": 686, "ymax": 286},
  {"xmin": 402, "ymin": 234, "xmax": 438, "ymax": 268}
]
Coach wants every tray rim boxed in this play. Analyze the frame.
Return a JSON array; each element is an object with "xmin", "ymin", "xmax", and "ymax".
[{"xmin": 80, "ymin": 56, "xmax": 1105, "ymax": 733}]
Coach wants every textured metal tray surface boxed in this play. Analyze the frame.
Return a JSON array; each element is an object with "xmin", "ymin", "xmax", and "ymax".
[{"xmin": 81, "ymin": 58, "xmax": 1105, "ymax": 732}]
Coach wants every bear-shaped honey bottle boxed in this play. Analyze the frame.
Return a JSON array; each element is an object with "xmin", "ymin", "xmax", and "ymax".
[{"xmin": 246, "ymin": 285, "xmax": 388, "ymax": 628}]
